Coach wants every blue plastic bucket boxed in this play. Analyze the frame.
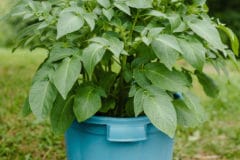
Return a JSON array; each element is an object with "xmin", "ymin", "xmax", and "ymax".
[{"xmin": 65, "ymin": 116, "xmax": 173, "ymax": 160}]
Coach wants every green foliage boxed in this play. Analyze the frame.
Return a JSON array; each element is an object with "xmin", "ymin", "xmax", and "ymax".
[
  {"xmin": 1, "ymin": 51, "xmax": 240, "ymax": 159},
  {"xmin": 140, "ymin": 86, "xmax": 177, "ymax": 138},
  {"xmin": 29, "ymin": 80, "xmax": 57, "ymax": 120},
  {"xmin": 53, "ymin": 55, "xmax": 82, "ymax": 99},
  {"xmin": 51, "ymin": 94, "xmax": 75, "ymax": 134},
  {"xmin": 73, "ymin": 84, "xmax": 103, "ymax": 122},
  {"xmin": 207, "ymin": 0, "xmax": 240, "ymax": 55},
  {"xmin": 11, "ymin": 0, "xmax": 238, "ymax": 137}
]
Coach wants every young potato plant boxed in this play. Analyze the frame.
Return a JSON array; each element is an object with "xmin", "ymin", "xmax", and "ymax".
[{"xmin": 13, "ymin": 0, "xmax": 239, "ymax": 138}]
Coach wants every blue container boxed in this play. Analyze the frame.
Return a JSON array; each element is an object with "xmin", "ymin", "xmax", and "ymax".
[{"xmin": 65, "ymin": 116, "xmax": 173, "ymax": 160}]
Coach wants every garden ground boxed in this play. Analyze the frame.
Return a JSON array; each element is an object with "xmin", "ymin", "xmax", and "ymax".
[{"xmin": 0, "ymin": 48, "xmax": 240, "ymax": 160}]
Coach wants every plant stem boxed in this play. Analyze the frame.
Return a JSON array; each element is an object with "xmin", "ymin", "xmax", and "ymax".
[{"xmin": 129, "ymin": 10, "xmax": 140, "ymax": 42}]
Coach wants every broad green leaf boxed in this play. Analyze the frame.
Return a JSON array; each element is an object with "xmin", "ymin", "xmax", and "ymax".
[
  {"xmin": 53, "ymin": 56, "xmax": 82, "ymax": 99},
  {"xmin": 151, "ymin": 35, "xmax": 181, "ymax": 69},
  {"xmin": 82, "ymin": 43, "xmax": 106, "ymax": 79},
  {"xmin": 114, "ymin": 2, "xmax": 131, "ymax": 15},
  {"xmin": 48, "ymin": 47, "xmax": 79, "ymax": 62},
  {"xmin": 218, "ymin": 24, "xmax": 239, "ymax": 56},
  {"xmin": 146, "ymin": 10, "xmax": 166, "ymax": 18},
  {"xmin": 148, "ymin": 27, "xmax": 164, "ymax": 40},
  {"xmin": 173, "ymin": 99, "xmax": 203, "ymax": 127},
  {"xmin": 50, "ymin": 95, "xmax": 75, "ymax": 134},
  {"xmin": 22, "ymin": 97, "xmax": 32, "ymax": 117},
  {"xmin": 29, "ymin": 80, "xmax": 57, "ymax": 120},
  {"xmin": 73, "ymin": 85, "xmax": 101, "ymax": 122},
  {"xmin": 145, "ymin": 63, "xmax": 190, "ymax": 92},
  {"xmin": 195, "ymin": 70, "xmax": 219, "ymax": 98},
  {"xmin": 103, "ymin": 8, "xmax": 114, "ymax": 21},
  {"xmin": 133, "ymin": 69, "xmax": 151, "ymax": 88},
  {"xmin": 143, "ymin": 86, "xmax": 177, "ymax": 138},
  {"xmin": 129, "ymin": 84, "xmax": 138, "ymax": 97},
  {"xmin": 41, "ymin": 1, "xmax": 52, "ymax": 12},
  {"xmin": 126, "ymin": 0, "xmax": 153, "ymax": 9},
  {"xmin": 104, "ymin": 35, "xmax": 124, "ymax": 57},
  {"xmin": 133, "ymin": 88, "xmax": 145, "ymax": 117},
  {"xmin": 173, "ymin": 22, "xmax": 188, "ymax": 33},
  {"xmin": 95, "ymin": 86, "xmax": 107, "ymax": 98},
  {"xmin": 97, "ymin": 0, "xmax": 111, "ymax": 8},
  {"xmin": 57, "ymin": 12, "xmax": 84, "ymax": 39},
  {"xmin": 167, "ymin": 14, "xmax": 181, "ymax": 32},
  {"xmin": 178, "ymin": 38, "xmax": 205, "ymax": 70},
  {"xmin": 83, "ymin": 13, "xmax": 96, "ymax": 31},
  {"xmin": 89, "ymin": 37, "xmax": 109, "ymax": 46},
  {"xmin": 182, "ymin": 92, "xmax": 207, "ymax": 122},
  {"xmin": 98, "ymin": 72, "xmax": 117, "ymax": 93},
  {"xmin": 132, "ymin": 45, "xmax": 156, "ymax": 67},
  {"xmin": 37, "ymin": 21, "xmax": 49, "ymax": 30},
  {"xmin": 136, "ymin": 43, "xmax": 157, "ymax": 60},
  {"xmin": 123, "ymin": 67, "xmax": 132, "ymax": 83},
  {"xmin": 186, "ymin": 17, "xmax": 226, "ymax": 52},
  {"xmin": 99, "ymin": 99, "xmax": 115, "ymax": 113},
  {"xmin": 32, "ymin": 62, "xmax": 54, "ymax": 84}
]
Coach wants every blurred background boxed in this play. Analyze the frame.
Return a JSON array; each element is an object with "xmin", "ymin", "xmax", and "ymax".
[{"xmin": 0, "ymin": 0, "xmax": 240, "ymax": 160}]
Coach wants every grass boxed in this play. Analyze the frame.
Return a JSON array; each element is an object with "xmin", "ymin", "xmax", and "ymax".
[
  {"xmin": 0, "ymin": 49, "xmax": 65, "ymax": 160},
  {"xmin": 1, "ymin": 48, "xmax": 240, "ymax": 160}
]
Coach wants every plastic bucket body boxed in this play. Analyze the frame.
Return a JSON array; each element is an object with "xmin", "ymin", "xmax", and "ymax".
[{"xmin": 65, "ymin": 116, "xmax": 174, "ymax": 160}]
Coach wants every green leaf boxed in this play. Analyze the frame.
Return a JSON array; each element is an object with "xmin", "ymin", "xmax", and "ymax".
[
  {"xmin": 82, "ymin": 43, "xmax": 106, "ymax": 79},
  {"xmin": 97, "ymin": 0, "xmax": 111, "ymax": 8},
  {"xmin": 99, "ymin": 99, "xmax": 115, "ymax": 113},
  {"xmin": 57, "ymin": 12, "xmax": 84, "ymax": 39},
  {"xmin": 143, "ymin": 86, "xmax": 177, "ymax": 138},
  {"xmin": 48, "ymin": 47, "xmax": 78, "ymax": 62},
  {"xmin": 126, "ymin": 0, "xmax": 153, "ymax": 9},
  {"xmin": 145, "ymin": 63, "xmax": 190, "ymax": 92},
  {"xmin": 102, "ymin": 8, "xmax": 114, "ymax": 21},
  {"xmin": 50, "ymin": 95, "xmax": 75, "ymax": 134},
  {"xmin": 123, "ymin": 67, "xmax": 132, "ymax": 83},
  {"xmin": 133, "ymin": 69, "xmax": 151, "ymax": 88},
  {"xmin": 104, "ymin": 35, "xmax": 124, "ymax": 57},
  {"xmin": 129, "ymin": 84, "xmax": 138, "ymax": 97},
  {"xmin": 195, "ymin": 70, "xmax": 219, "ymax": 98},
  {"xmin": 98, "ymin": 72, "xmax": 117, "ymax": 93},
  {"xmin": 173, "ymin": 99, "xmax": 204, "ymax": 127},
  {"xmin": 182, "ymin": 92, "xmax": 207, "ymax": 122},
  {"xmin": 29, "ymin": 80, "xmax": 57, "ymax": 120},
  {"xmin": 218, "ymin": 24, "xmax": 239, "ymax": 56},
  {"xmin": 146, "ymin": 10, "xmax": 166, "ymax": 18},
  {"xmin": 167, "ymin": 13, "xmax": 181, "ymax": 32},
  {"xmin": 32, "ymin": 63, "xmax": 54, "ymax": 84},
  {"xmin": 83, "ymin": 13, "xmax": 96, "ymax": 31},
  {"xmin": 22, "ymin": 97, "xmax": 32, "ymax": 117},
  {"xmin": 89, "ymin": 37, "xmax": 109, "ymax": 46},
  {"xmin": 95, "ymin": 86, "xmax": 107, "ymax": 98},
  {"xmin": 73, "ymin": 85, "xmax": 101, "ymax": 122},
  {"xmin": 114, "ymin": 2, "xmax": 131, "ymax": 15},
  {"xmin": 53, "ymin": 56, "xmax": 82, "ymax": 99},
  {"xmin": 186, "ymin": 17, "xmax": 226, "ymax": 52},
  {"xmin": 133, "ymin": 88, "xmax": 145, "ymax": 117},
  {"xmin": 178, "ymin": 38, "xmax": 205, "ymax": 70},
  {"xmin": 151, "ymin": 35, "xmax": 181, "ymax": 69}
]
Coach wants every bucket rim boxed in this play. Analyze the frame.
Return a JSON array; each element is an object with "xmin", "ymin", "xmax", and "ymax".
[{"xmin": 84, "ymin": 116, "xmax": 150, "ymax": 125}]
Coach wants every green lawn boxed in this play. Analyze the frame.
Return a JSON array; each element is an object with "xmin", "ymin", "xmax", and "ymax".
[{"xmin": 0, "ymin": 48, "xmax": 240, "ymax": 160}]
